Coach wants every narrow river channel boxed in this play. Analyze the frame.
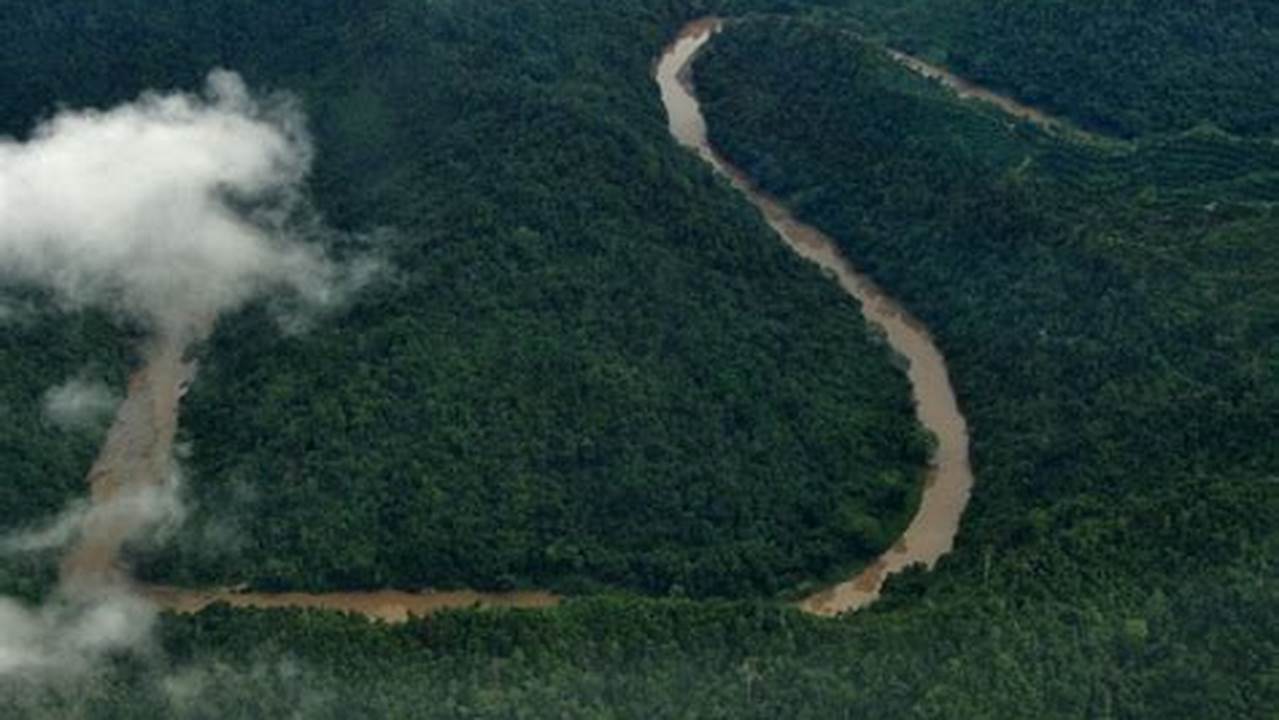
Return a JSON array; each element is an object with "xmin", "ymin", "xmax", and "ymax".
[{"xmin": 656, "ymin": 17, "xmax": 975, "ymax": 616}]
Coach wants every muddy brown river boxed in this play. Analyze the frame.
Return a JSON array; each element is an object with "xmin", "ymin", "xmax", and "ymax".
[
  {"xmin": 656, "ymin": 18, "xmax": 974, "ymax": 616},
  {"xmin": 886, "ymin": 50, "xmax": 1070, "ymax": 135},
  {"xmin": 143, "ymin": 585, "xmax": 558, "ymax": 623},
  {"xmin": 61, "ymin": 335, "xmax": 193, "ymax": 592},
  {"xmin": 74, "ymin": 17, "xmax": 987, "ymax": 622}
]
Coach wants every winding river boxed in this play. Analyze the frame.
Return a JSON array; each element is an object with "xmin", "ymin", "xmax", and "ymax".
[
  {"xmin": 657, "ymin": 18, "xmax": 973, "ymax": 616},
  {"xmin": 82, "ymin": 17, "xmax": 986, "ymax": 622}
]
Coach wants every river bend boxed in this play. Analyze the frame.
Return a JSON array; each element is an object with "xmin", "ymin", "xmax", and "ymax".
[
  {"xmin": 656, "ymin": 18, "xmax": 974, "ymax": 616},
  {"xmin": 81, "ymin": 18, "xmax": 979, "ymax": 621}
]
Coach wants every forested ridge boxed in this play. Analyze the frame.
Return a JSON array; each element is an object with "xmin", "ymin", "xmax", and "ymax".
[
  {"xmin": 695, "ymin": 17, "xmax": 1279, "ymax": 588},
  {"xmin": 830, "ymin": 0, "xmax": 1279, "ymax": 138},
  {"xmin": 1, "ymin": 0, "xmax": 1277, "ymax": 716},
  {"xmin": 692, "ymin": 10, "xmax": 1278, "ymax": 712},
  {"xmin": 6, "ymin": 584, "xmax": 1273, "ymax": 718},
  {"xmin": 0, "ymin": 0, "xmax": 928, "ymax": 600}
]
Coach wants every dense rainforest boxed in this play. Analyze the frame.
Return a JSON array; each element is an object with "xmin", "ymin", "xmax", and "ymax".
[
  {"xmin": 0, "ymin": 302, "xmax": 130, "ymax": 601},
  {"xmin": 831, "ymin": 0, "xmax": 1279, "ymax": 138},
  {"xmin": 12, "ymin": 589, "xmax": 1277, "ymax": 718},
  {"xmin": 1, "ymin": 0, "xmax": 1277, "ymax": 717},
  {"xmin": 696, "ymin": 16, "xmax": 1279, "ymax": 591},
  {"xmin": 0, "ymin": 0, "xmax": 928, "ymax": 600}
]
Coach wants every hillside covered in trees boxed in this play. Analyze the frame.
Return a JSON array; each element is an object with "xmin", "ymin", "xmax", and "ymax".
[
  {"xmin": 832, "ymin": 0, "xmax": 1279, "ymax": 137},
  {"xmin": 697, "ymin": 17, "xmax": 1279, "ymax": 588},
  {"xmin": 0, "ymin": 0, "xmax": 928, "ymax": 600},
  {"xmin": 0, "ymin": 0, "xmax": 1276, "ymax": 717}
]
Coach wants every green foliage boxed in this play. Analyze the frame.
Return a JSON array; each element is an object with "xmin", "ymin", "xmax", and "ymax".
[
  {"xmin": 0, "ymin": 300, "xmax": 130, "ymax": 598},
  {"xmin": 5, "ymin": 578, "xmax": 1277, "ymax": 717},
  {"xmin": 692, "ymin": 12, "xmax": 1278, "ymax": 707},
  {"xmin": 828, "ymin": 0, "xmax": 1279, "ymax": 138},
  {"xmin": 0, "ymin": 0, "xmax": 928, "ymax": 599},
  {"xmin": 700, "ymin": 14, "xmax": 1279, "ymax": 579},
  {"xmin": 2, "ymin": 1, "xmax": 1277, "ymax": 717}
]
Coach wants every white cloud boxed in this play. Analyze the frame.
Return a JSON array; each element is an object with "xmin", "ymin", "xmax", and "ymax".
[
  {"xmin": 2, "ymin": 477, "xmax": 184, "ymax": 557},
  {"xmin": 0, "ymin": 68, "xmax": 371, "ymax": 687},
  {"xmin": 0, "ymin": 474, "xmax": 184, "ymax": 682},
  {"xmin": 0, "ymin": 589, "xmax": 157, "ymax": 679},
  {"xmin": 0, "ymin": 69, "xmax": 341, "ymax": 337},
  {"xmin": 42, "ymin": 378, "xmax": 119, "ymax": 432}
]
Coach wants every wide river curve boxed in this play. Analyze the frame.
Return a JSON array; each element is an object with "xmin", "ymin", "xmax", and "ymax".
[
  {"xmin": 656, "ymin": 18, "xmax": 974, "ymax": 616},
  {"xmin": 125, "ymin": 18, "xmax": 977, "ymax": 621}
]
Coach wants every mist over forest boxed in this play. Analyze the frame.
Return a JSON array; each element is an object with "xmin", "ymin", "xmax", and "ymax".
[{"xmin": 0, "ymin": 0, "xmax": 1274, "ymax": 717}]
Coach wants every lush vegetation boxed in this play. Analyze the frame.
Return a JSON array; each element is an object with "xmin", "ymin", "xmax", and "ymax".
[
  {"xmin": 5, "ymin": 580, "xmax": 1276, "ymax": 718},
  {"xmin": 0, "ymin": 0, "xmax": 930, "ymax": 600},
  {"xmin": 697, "ymin": 17, "xmax": 1278, "ymax": 586},
  {"xmin": 829, "ymin": 0, "xmax": 1279, "ymax": 138},
  {"xmin": 0, "ymin": 300, "xmax": 130, "ymax": 602},
  {"xmin": 693, "ymin": 12, "xmax": 1278, "ymax": 710},
  {"xmin": 2, "ymin": 0, "xmax": 1277, "ymax": 716}
]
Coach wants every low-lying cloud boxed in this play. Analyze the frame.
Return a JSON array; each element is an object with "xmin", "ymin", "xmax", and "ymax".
[
  {"xmin": 42, "ymin": 378, "xmax": 120, "ymax": 432},
  {"xmin": 0, "ymin": 69, "xmax": 370, "ymax": 688},
  {"xmin": 0, "ymin": 589, "xmax": 157, "ymax": 680},
  {"xmin": 2, "ymin": 478, "xmax": 184, "ymax": 558},
  {"xmin": 0, "ymin": 69, "xmax": 342, "ymax": 337},
  {"xmin": 0, "ymin": 478, "xmax": 183, "ymax": 682}
]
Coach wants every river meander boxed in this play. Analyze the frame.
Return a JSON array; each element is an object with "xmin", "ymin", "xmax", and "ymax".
[
  {"xmin": 118, "ymin": 17, "xmax": 979, "ymax": 621},
  {"xmin": 657, "ymin": 18, "xmax": 974, "ymax": 616}
]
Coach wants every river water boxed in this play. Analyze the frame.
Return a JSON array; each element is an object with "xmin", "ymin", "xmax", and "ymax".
[
  {"xmin": 656, "ymin": 18, "xmax": 974, "ymax": 616},
  {"xmin": 884, "ymin": 49, "xmax": 1090, "ymax": 139},
  {"xmin": 144, "ymin": 585, "xmax": 558, "ymax": 623},
  {"xmin": 61, "ymin": 335, "xmax": 192, "ymax": 592},
  {"xmin": 92, "ymin": 18, "xmax": 978, "ymax": 622}
]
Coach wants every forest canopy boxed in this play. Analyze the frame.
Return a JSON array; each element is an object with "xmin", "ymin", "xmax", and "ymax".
[
  {"xmin": 829, "ymin": 0, "xmax": 1279, "ymax": 137},
  {"xmin": 0, "ymin": 0, "xmax": 928, "ymax": 600},
  {"xmin": 0, "ymin": 0, "xmax": 1275, "ymax": 716}
]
